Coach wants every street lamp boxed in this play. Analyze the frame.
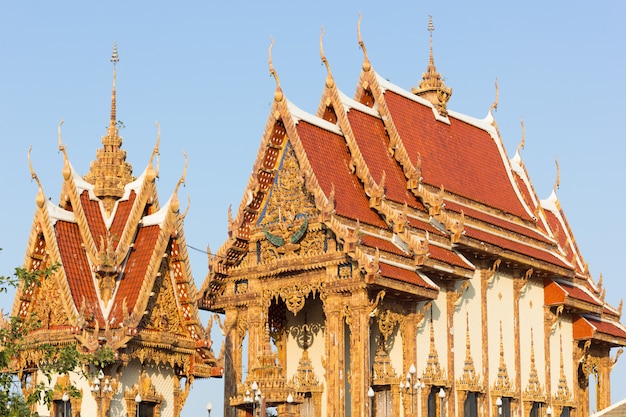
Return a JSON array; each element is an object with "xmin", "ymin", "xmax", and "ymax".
[
  {"xmin": 496, "ymin": 397, "xmax": 502, "ymax": 416},
  {"xmin": 62, "ymin": 392, "xmax": 69, "ymax": 417},
  {"xmin": 438, "ymin": 388, "xmax": 446, "ymax": 417},
  {"xmin": 91, "ymin": 373, "xmax": 114, "ymax": 417},
  {"xmin": 250, "ymin": 382, "xmax": 259, "ymax": 417},
  {"xmin": 206, "ymin": 402, "xmax": 212, "ymax": 417},
  {"xmin": 135, "ymin": 394, "xmax": 142, "ymax": 417},
  {"xmin": 414, "ymin": 377, "xmax": 424, "ymax": 417},
  {"xmin": 368, "ymin": 387, "xmax": 375, "ymax": 417},
  {"xmin": 287, "ymin": 394, "xmax": 293, "ymax": 417},
  {"xmin": 546, "ymin": 405, "xmax": 553, "ymax": 416}
]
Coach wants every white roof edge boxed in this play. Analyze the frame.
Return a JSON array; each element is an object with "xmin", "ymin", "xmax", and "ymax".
[
  {"xmin": 46, "ymin": 200, "xmax": 76, "ymax": 225},
  {"xmin": 591, "ymin": 397, "xmax": 626, "ymax": 417},
  {"xmin": 287, "ymin": 100, "xmax": 343, "ymax": 135},
  {"xmin": 337, "ymin": 90, "xmax": 381, "ymax": 118}
]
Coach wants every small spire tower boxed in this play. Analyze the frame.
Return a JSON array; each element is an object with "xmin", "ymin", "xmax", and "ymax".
[
  {"xmin": 412, "ymin": 16, "xmax": 452, "ymax": 116},
  {"xmin": 84, "ymin": 42, "xmax": 134, "ymax": 214}
]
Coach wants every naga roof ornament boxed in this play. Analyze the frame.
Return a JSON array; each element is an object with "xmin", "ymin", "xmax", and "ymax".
[{"xmin": 411, "ymin": 16, "xmax": 452, "ymax": 117}]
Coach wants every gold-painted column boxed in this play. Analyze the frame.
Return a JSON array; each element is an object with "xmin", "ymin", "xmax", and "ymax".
[
  {"xmin": 323, "ymin": 292, "xmax": 346, "ymax": 417},
  {"xmin": 349, "ymin": 289, "xmax": 372, "ymax": 417},
  {"xmin": 401, "ymin": 312, "xmax": 417, "ymax": 417},
  {"xmin": 445, "ymin": 282, "xmax": 456, "ymax": 417},
  {"xmin": 223, "ymin": 307, "xmax": 244, "ymax": 417},
  {"xmin": 513, "ymin": 270, "xmax": 531, "ymax": 415}
]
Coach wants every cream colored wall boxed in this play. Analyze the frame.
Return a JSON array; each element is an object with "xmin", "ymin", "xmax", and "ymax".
[
  {"xmin": 550, "ymin": 317, "xmax": 574, "ymax": 396},
  {"xmin": 487, "ymin": 269, "xmax": 516, "ymax": 387},
  {"xmin": 285, "ymin": 297, "xmax": 326, "ymax": 417},
  {"xmin": 417, "ymin": 288, "xmax": 447, "ymax": 377},
  {"xmin": 453, "ymin": 271, "xmax": 482, "ymax": 381},
  {"xmin": 519, "ymin": 279, "xmax": 546, "ymax": 391}
]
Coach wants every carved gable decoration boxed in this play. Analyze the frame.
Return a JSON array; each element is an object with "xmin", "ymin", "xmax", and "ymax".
[
  {"xmin": 257, "ymin": 144, "xmax": 323, "ymax": 262},
  {"xmin": 141, "ymin": 257, "xmax": 183, "ymax": 333}
]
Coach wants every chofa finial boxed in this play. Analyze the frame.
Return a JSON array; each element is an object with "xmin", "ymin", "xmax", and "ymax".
[
  {"xmin": 357, "ymin": 13, "xmax": 371, "ymax": 72},
  {"xmin": 268, "ymin": 36, "xmax": 283, "ymax": 102},
  {"xmin": 320, "ymin": 27, "xmax": 334, "ymax": 88}
]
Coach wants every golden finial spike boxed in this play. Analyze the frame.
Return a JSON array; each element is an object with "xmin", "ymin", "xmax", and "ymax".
[
  {"xmin": 268, "ymin": 36, "xmax": 280, "ymax": 87},
  {"xmin": 174, "ymin": 151, "xmax": 189, "ymax": 195},
  {"xmin": 553, "ymin": 157, "xmax": 560, "ymax": 192},
  {"xmin": 517, "ymin": 116, "xmax": 526, "ymax": 154},
  {"xmin": 151, "ymin": 121, "xmax": 161, "ymax": 164},
  {"xmin": 320, "ymin": 27, "xmax": 334, "ymax": 88},
  {"xmin": 490, "ymin": 77, "xmax": 499, "ymax": 112},
  {"xmin": 427, "ymin": 16, "xmax": 435, "ymax": 58},
  {"xmin": 57, "ymin": 119, "xmax": 65, "ymax": 153},
  {"xmin": 110, "ymin": 42, "xmax": 119, "ymax": 126},
  {"xmin": 28, "ymin": 146, "xmax": 45, "ymax": 207},
  {"xmin": 357, "ymin": 13, "xmax": 371, "ymax": 72}
]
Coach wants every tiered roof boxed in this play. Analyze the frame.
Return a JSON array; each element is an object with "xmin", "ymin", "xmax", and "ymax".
[
  {"xmin": 12, "ymin": 44, "xmax": 221, "ymax": 378},
  {"xmin": 201, "ymin": 18, "xmax": 624, "ymax": 348}
]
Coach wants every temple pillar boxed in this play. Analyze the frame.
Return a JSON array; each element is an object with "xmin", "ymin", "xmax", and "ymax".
[
  {"xmin": 349, "ymin": 289, "xmax": 372, "ymax": 417},
  {"xmin": 323, "ymin": 292, "xmax": 346, "ymax": 417},
  {"xmin": 596, "ymin": 349, "xmax": 612, "ymax": 411},
  {"xmin": 223, "ymin": 307, "xmax": 243, "ymax": 417},
  {"xmin": 445, "ymin": 282, "xmax": 456, "ymax": 417}
]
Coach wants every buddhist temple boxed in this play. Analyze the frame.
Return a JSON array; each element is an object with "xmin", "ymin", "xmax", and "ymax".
[
  {"xmin": 199, "ymin": 17, "xmax": 626, "ymax": 417},
  {"xmin": 9, "ymin": 44, "xmax": 222, "ymax": 417}
]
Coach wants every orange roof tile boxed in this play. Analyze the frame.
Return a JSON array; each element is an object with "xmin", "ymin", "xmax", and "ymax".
[
  {"xmin": 80, "ymin": 191, "xmax": 107, "ymax": 251},
  {"xmin": 346, "ymin": 109, "xmax": 425, "ymax": 211},
  {"xmin": 295, "ymin": 121, "xmax": 386, "ymax": 228},
  {"xmin": 110, "ymin": 224, "xmax": 160, "ymax": 325},
  {"xmin": 383, "ymin": 91, "xmax": 530, "ymax": 220},
  {"xmin": 55, "ymin": 220, "xmax": 104, "ymax": 324},
  {"xmin": 109, "ymin": 190, "xmax": 137, "ymax": 247}
]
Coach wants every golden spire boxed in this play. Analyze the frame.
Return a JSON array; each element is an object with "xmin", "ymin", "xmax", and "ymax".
[
  {"xmin": 110, "ymin": 42, "xmax": 119, "ymax": 129},
  {"xmin": 84, "ymin": 42, "xmax": 134, "ymax": 215},
  {"xmin": 411, "ymin": 16, "xmax": 452, "ymax": 116},
  {"xmin": 268, "ymin": 36, "xmax": 284, "ymax": 103},
  {"xmin": 357, "ymin": 13, "xmax": 371, "ymax": 72},
  {"xmin": 320, "ymin": 27, "xmax": 334, "ymax": 88}
]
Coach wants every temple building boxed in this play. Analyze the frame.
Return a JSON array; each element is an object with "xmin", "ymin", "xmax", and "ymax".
[
  {"xmin": 199, "ymin": 18, "xmax": 626, "ymax": 417},
  {"xmin": 8, "ymin": 44, "xmax": 222, "ymax": 417}
]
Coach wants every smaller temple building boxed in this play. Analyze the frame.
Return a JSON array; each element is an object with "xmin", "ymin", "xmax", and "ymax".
[
  {"xmin": 7, "ymin": 44, "xmax": 222, "ymax": 417},
  {"xmin": 199, "ymin": 18, "xmax": 626, "ymax": 417}
]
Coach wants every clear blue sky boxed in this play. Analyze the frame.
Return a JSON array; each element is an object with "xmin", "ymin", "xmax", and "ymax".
[{"xmin": 1, "ymin": 1, "xmax": 625, "ymax": 415}]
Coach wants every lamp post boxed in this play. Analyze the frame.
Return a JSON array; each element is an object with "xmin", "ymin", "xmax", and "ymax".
[
  {"xmin": 496, "ymin": 397, "xmax": 502, "ymax": 417},
  {"xmin": 438, "ymin": 388, "xmax": 445, "ymax": 417},
  {"xmin": 546, "ymin": 405, "xmax": 553, "ymax": 417},
  {"xmin": 206, "ymin": 402, "xmax": 212, "ymax": 417},
  {"xmin": 90, "ymin": 372, "xmax": 114, "ymax": 417},
  {"xmin": 368, "ymin": 387, "xmax": 375, "ymax": 417},
  {"xmin": 62, "ymin": 392, "xmax": 69, "ymax": 417},
  {"xmin": 244, "ymin": 381, "xmax": 261, "ymax": 417},
  {"xmin": 414, "ymin": 378, "xmax": 424, "ymax": 417},
  {"xmin": 287, "ymin": 394, "xmax": 293, "ymax": 417},
  {"xmin": 135, "ymin": 394, "xmax": 142, "ymax": 417}
]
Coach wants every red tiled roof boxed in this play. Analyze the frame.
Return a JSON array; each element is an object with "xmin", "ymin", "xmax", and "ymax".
[
  {"xmin": 80, "ymin": 191, "xmax": 107, "ymax": 251},
  {"xmin": 544, "ymin": 279, "xmax": 602, "ymax": 312},
  {"xmin": 383, "ymin": 91, "xmax": 531, "ymax": 220},
  {"xmin": 110, "ymin": 225, "xmax": 161, "ymax": 325},
  {"xmin": 109, "ymin": 190, "xmax": 137, "ymax": 247},
  {"xmin": 464, "ymin": 225, "xmax": 570, "ymax": 269},
  {"xmin": 346, "ymin": 109, "xmax": 425, "ymax": 211},
  {"xmin": 573, "ymin": 315, "xmax": 626, "ymax": 343},
  {"xmin": 55, "ymin": 220, "xmax": 104, "ymax": 324},
  {"xmin": 443, "ymin": 199, "xmax": 551, "ymax": 244},
  {"xmin": 378, "ymin": 262, "xmax": 437, "ymax": 289},
  {"xmin": 295, "ymin": 121, "xmax": 386, "ymax": 228}
]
